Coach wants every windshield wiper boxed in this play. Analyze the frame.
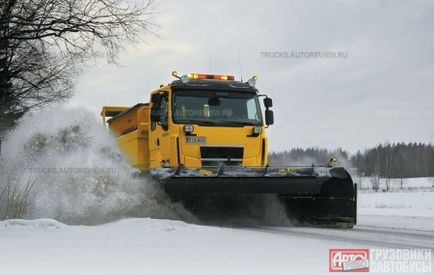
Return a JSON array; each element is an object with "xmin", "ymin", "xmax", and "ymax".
[
  {"xmin": 177, "ymin": 119, "xmax": 258, "ymax": 126},
  {"xmin": 216, "ymin": 121, "xmax": 257, "ymax": 126},
  {"xmin": 179, "ymin": 120, "xmax": 216, "ymax": 126}
]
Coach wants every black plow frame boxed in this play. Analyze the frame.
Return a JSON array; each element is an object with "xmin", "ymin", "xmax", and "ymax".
[{"xmin": 150, "ymin": 165, "xmax": 357, "ymax": 226}]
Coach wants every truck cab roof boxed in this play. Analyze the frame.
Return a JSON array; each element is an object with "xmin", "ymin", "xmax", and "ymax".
[{"xmin": 170, "ymin": 79, "xmax": 259, "ymax": 93}]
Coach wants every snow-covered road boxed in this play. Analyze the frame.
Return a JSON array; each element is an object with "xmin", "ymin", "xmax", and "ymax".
[
  {"xmin": 1, "ymin": 215, "xmax": 433, "ymax": 275},
  {"xmin": 1, "ymin": 190, "xmax": 433, "ymax": 275},
  {"xmin": 256, "ymin": 215, "xmax": 434, "ymax": 250}
]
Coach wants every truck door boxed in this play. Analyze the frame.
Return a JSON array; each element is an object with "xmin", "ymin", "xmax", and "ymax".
[{"xmin": 149, "ymin": 91, "xmax": 171, "ymax": 168}]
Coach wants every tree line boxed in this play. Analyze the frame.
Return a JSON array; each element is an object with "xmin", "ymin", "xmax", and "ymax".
[{"xmin": 269, "ymin": 143, "xmax": 434, "ymax": 178}]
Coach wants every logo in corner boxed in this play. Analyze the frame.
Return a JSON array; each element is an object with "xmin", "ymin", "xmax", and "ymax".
[{"xmin": 329, "ymin": 249, "xmax": 370, "ymax": 272}]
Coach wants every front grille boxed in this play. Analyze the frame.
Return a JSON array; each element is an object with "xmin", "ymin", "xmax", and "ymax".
[{"xmin": 200, "ymin": 146, "xmax": 243, "ymax": 166}]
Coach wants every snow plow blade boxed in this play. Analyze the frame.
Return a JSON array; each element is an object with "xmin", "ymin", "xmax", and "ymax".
[{"xmin": 151, "ymin": 166, "xmax": 357, "ymax": 227}]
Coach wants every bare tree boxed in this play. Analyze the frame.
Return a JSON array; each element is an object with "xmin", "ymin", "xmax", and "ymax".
[
  {"xmin": 371, "ymin": 146, "xmax": 380, "ymax": 191},
  {"xmin": 400, "ymin": 177, "xmax": 405, "ymax": 190},
  {"xmin": 384, "ymin": 144, "xmax": 392, "ymax": 191},
  {"xmin": 370, "ymin": 174, "xmax": 380, "ymax": 191},
  {"xmin": 0, "ymin": 0, "xmax": 158, "ymax": 132}
]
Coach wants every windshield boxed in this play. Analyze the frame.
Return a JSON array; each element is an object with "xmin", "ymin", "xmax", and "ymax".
[{"xmin": 172, "ymin": 90, "xmax": 262, "ymax": 126}]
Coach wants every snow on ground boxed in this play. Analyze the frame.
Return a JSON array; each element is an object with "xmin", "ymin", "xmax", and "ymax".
[
  {"xmin": 1, "ymin": 189, "xmax": 434, "ymax": 275},
  {"xmin": 0, "ymin": 218, "xmax": 345, "ymax": 275},
  {"xmin": 357, "ymin": 181, "xmax": 434, "ymax": 232},
  {"xmin": 358, "ymin": 190, "xmax": 434, "ymax": 218}
]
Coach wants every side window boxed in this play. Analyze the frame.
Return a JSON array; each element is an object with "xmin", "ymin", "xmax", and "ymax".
[
  {"xmin": 150, "ymin": 92, "xmax": 169, "ymax": 131},
  {"xmin": 150, "ymin": 93, "xmax": 160, "ymax": 131},
  {"xmin": 160, "ymin": 95, "xmax": 169, "ymax": 131},
  {"xmin": 247, "ymin": 97, "xmax": 259, "ymax": 121}
]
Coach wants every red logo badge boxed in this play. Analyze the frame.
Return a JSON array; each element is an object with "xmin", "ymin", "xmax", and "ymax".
[{"xmin": 329, "ymin": 249, "xmax": 370, "ymax": 272}]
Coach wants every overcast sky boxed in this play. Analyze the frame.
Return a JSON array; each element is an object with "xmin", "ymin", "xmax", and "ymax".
[{"xmin": 68, "ymin": 0, "xmax": 434, "ymax": 153}]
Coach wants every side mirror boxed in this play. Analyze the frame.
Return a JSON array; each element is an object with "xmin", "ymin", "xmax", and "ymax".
[
  {"xmin": 265, "ymin": 110, "xmax": 274, "ymax": 126},
  {"xmin": 263, "ymin": 97, "xmax": 273, "ymax": 108}
]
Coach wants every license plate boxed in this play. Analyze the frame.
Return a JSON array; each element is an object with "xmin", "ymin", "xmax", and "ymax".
[{"xmin": 186, "ymin": 136, "xmax": 207, "ymax": 144}]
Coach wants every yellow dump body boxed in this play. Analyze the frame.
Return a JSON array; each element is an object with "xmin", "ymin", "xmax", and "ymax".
[{"xmin": 101, "ymin": 104, "xmax": 151, "ymax": 170}]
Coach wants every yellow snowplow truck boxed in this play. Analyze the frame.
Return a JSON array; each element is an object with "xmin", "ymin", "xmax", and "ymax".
[{"xmin": 101, "ymin": 71, "xmax": 357, "ymax": 227}]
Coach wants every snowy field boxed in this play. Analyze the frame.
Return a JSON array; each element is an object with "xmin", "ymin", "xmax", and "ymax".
[
  {"xmin": 1, "ymin": 189, "xmax": 434, "ymax": 275},
  {"xmin": 359, "ymin": 190, "xmax": 434, "ymax": 219},
  {"xmin": 357, "ymin": 177, "xmax": 434, "ymax": 228}
]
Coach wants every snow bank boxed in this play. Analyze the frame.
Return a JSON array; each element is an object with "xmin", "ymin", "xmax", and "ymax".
[{"xmin": 0, "ymin": 218, "xmax": 66, "ymax": 229}]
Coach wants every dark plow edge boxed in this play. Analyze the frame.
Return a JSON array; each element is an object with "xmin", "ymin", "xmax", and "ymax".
[{"xmin": 152, "ymin": 166, "xmax": 357, "ymax": 227}]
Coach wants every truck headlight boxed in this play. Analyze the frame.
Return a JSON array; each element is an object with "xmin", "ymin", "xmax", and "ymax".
[
  {"xmin": 184, "ymin": 124, "xmax": 194, "ymax": 134},
  {"xmin": 253, "ymin": 126, "xmax": 262, "ymax": 135}
]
